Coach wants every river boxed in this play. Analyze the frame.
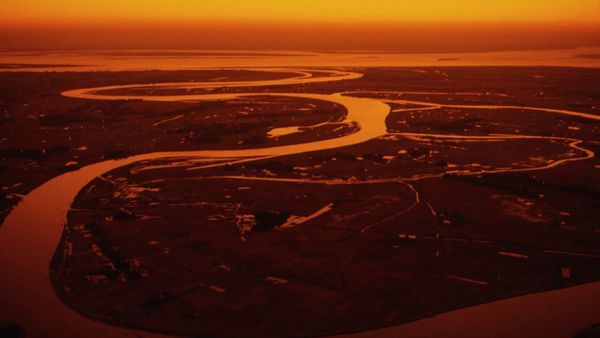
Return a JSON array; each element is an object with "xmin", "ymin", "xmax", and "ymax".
[{"xmin": 0, "ymin": 66, "xmax": 598, "ymax": 338}]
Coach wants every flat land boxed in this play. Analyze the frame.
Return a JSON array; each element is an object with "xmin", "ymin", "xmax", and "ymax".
[{"xmin": 1, "ymin": 67, "xmax": 599, "ymax": 337}]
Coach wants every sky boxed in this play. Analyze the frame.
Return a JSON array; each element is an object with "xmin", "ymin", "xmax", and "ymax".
[
  {"xmin": 2, "ymin": 0, "xmax": 600, "ymax": 23},
  {"xmin": 0, "ymin": 0, "xmax": 599, "ymax": 50}
]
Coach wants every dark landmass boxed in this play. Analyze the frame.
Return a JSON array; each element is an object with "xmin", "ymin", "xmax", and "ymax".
[
  {"xmin": 574, "ymin": 323, "xmax": 600, "ymax": 338},
  {"xmin": 0, "ymin": 67, "xmax": 599, "ymax": 337},
  {"xmin": 574, "ymin": 54, "xmax": 600, "ymax": 60},
  {"xmin": 0, "ymin": 69, "xmax": 346, "ymax": 223},
  {"xmin": 0, "ymin": 322, "xmax": 26, "ymax": 338}
]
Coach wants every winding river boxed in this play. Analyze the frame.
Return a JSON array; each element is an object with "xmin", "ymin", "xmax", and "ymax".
[{"xmin": 0, "ymin": 68, "xmax": 598, "ymax": 338}]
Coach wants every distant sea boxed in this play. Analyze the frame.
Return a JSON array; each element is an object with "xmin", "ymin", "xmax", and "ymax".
[{"xmin": 1, "ymin": 47, "xmax": 600, "ymax": 72}]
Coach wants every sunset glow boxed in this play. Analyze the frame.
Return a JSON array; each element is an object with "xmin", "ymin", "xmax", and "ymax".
[
  {"xmin": 2, "ymin": 0, "xmax": 600, "ymax": 24},
  {"xmin": 1, "ymin": 0, "xmax": 598, "ymax": 51}
]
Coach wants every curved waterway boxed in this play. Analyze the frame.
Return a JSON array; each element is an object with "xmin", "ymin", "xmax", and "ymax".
[
  {"xmin": 0, "ymin": 68, "xmax": 598, "ymax": 338},
  {"xmin": 0, "ymin": 69, "xmax": 389, "ymax": 338}
]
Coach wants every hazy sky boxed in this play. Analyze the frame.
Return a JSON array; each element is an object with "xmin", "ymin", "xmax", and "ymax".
[
  {"xmin": 1, "ymin": 1, "xmax": 599, "ymax": 50},
  {"xmin": 2, "ymin": 0, "xmax": 600, "ymax": 23}
]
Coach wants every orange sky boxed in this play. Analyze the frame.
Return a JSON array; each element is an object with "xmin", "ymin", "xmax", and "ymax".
[
  {"xmin": 1, "ymin": 1, "xmax": 599, "ymax": 51},
  {"xmin": 2, "ymin": 0, "xmax": 600, "ymax": 23}
]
